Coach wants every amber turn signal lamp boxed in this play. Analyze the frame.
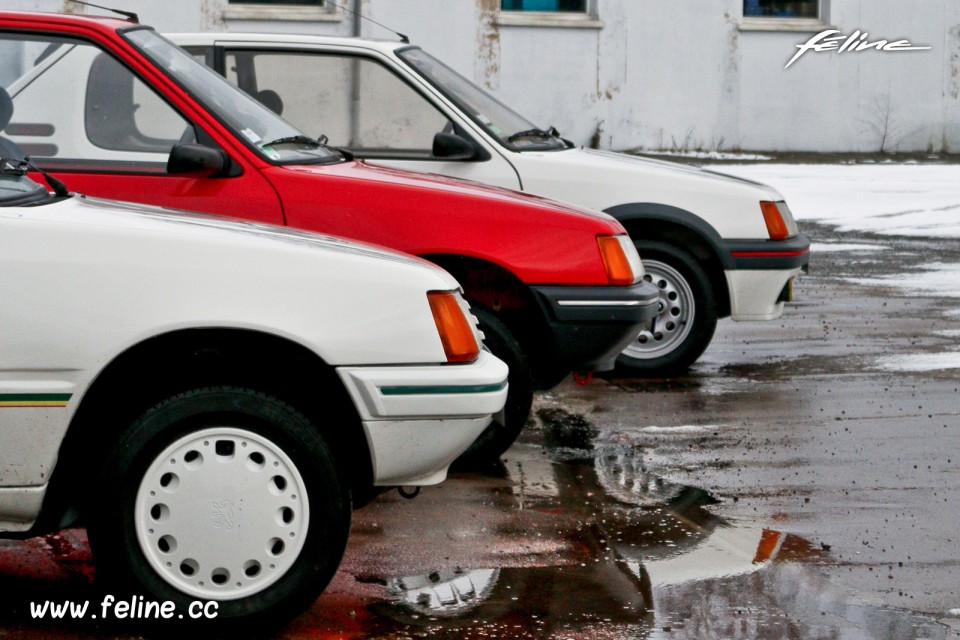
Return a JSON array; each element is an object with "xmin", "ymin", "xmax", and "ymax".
[
  {"xmin": 428, "ymin": 291, "xmax": 480, "ymax": 363},
  {"xmin": 760, "ymin": 201, "xmax": 790, "ymax": 240},
  {"xmin": 597, "ymin": 235, "xmax": 641, "ymax": 285}
]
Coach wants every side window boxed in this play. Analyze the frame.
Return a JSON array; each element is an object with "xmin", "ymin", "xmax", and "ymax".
[
  {"xmin": 225, "ymin": 50, "xmax": 450, "ymax": 157},
  {"xmin": 2, "ymin": 34, "xmax": 191, "ymax": 172}
]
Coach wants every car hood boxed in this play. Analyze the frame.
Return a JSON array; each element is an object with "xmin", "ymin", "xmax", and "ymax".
[
  {"xmin": 509, "ymin": 148, "xmax": 786, "ymax": 238},
  {"xmin": 284, "ymin": 159, "xmax": 622, "ymax": 227},
  {"xmin": 545, "ymin": 148, "xmax": 784, "ymax": 199}
]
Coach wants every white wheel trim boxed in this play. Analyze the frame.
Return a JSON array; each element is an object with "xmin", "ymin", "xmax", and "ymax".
[
  {"xmin": 622, "ymin": 259, "xmax": 696, "ymax": 360},
  {"xmin": 135, "ymin": 427, "xmax": 309, "ymax": 601}
]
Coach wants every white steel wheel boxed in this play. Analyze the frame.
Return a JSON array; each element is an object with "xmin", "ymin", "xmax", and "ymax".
[
  {"xmin": 88, "ymin": 387, "xmax": 350, "ymax": 631},
  {"xmin": 622, "ymin": 259, "xmax": 695, "ymax": 360},
  {"xmin": 135, "ymin": 427, "xmax": 309, "ymax": 601}
]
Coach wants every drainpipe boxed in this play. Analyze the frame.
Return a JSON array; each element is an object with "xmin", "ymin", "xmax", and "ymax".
[
  {"xmin": 349, "ymin": 0, "xmax": 362, "ymax": 146},
  {"xmin": 352, "ymin": 0, "xmax": 362, "ymax": 36}
]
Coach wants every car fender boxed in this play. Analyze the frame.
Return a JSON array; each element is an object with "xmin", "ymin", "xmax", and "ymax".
[{"xmin": 604, "ymin": 202, "xmax": 734, "ymax": 270}]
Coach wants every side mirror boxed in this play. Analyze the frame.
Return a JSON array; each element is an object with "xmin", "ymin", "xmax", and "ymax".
[
  {"xmin": 167, "ymin": 143, "xmax": 228, "ymax": 178},
  {"xmin": 432, "ymin": 132, "xmax": 478, "ymax": 161}
]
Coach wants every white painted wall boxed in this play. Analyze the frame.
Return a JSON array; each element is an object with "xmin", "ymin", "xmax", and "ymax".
[{"xmin": 6, "ymin": 0, "xmax": 958, "ymax": 153}]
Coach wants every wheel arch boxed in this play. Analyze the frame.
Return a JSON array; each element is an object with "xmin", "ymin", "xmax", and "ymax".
[
  {"xmin": 36, "ymin": 327, "xmax": 371, "ymax": 532},
  {"xmin": 420, "ymin": 253, "xmax": 559, "ymax": 388},
  {"xmin": 606, "ymin": 203, "xmax": 732, "ymax": 318}
]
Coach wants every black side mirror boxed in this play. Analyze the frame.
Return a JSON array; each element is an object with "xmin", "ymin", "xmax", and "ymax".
[
  {"xmin": 167, "ymin": 143, "xmax": 229, "ymax": 178},
  {"xmin": 432, "ymin": 132, "xmax": 478, "ymax": 161}
]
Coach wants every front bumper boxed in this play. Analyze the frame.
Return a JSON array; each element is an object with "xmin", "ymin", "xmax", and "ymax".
[
  {"xmin": 723, "ymin": 234, "xmax": 811, "ymax": 321},
  {"xmin": 530, "ymin": 280, "xmax": 661, "ymax": 372},
  {"xmin": 336, "ymin": 350, "xmax": 508, "ymax": 486},
  {"xmin": 725, "ymin": 234, "xmax": 811, "ymax": 271}
]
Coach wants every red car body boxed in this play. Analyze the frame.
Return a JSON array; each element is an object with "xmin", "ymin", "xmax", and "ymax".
[{"xmin": 0, "ymin": 12, "xmax": 659, "ymax": 417}]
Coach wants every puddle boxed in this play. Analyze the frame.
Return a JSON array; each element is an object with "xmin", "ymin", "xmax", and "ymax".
[{"xmin": 650, "ymin": 562, "xmax": 949, "ymax": 640}]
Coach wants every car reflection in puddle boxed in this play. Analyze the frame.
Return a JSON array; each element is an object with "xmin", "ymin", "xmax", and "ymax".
[{"xmin": 356, "ymin": 408, "xmax": 947, "ymax": 640}]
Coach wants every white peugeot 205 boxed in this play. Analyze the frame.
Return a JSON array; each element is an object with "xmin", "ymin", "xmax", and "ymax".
[
  {"xmin": 0, "ymin": 159, "xmax": 507, "ymax": 628},
  {"xmin": 172, "ymin": 32, "xmax": 811, "ymax": 375}
]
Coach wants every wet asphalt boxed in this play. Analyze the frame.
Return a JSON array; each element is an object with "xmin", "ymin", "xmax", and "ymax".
[{"xmin": 1, "ymin": 221, "xmax": 959, "ymax": 639}]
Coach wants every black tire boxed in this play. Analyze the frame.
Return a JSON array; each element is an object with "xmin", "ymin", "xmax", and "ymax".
[
  {"xmin": 87, "ymin": 387, "xmax": 350, "ymax": 632},
  {"xmin": 452, "ymin": 308, "xmax": 534, "ymax": 468},
  {"xmin": 615, "ymin": 240, "xmax": 717, "ymax": 375}
]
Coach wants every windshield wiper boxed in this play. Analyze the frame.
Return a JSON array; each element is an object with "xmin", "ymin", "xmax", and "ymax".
[
  {"xmin": 1, "ymin": 156, "xmax": 69, "ymax": 197},
  {"xmin": 506, "ymin": 126, "xmax": 561, "ymax": 143},
  {"xmin": 260, "ymin": 135, "xmax": 323, "ymax": 148}
]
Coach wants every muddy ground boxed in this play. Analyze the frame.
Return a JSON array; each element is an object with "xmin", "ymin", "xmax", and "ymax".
[{"xmin": 1, "ymin": 220, "xmax": 958, "ymax": 639}]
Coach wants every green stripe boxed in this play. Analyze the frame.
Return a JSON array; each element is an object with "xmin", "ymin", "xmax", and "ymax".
[
  {"xmin": 0, "ymin": 393, "xmax": 72, "ymax": 402},
  {"xmin": 380, "ymin": 381, "xmax": 507, "ymax": 396}
]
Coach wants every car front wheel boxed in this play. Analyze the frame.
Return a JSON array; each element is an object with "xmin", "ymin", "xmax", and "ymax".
[
  {"xmin": 87, "ymin": 387, "xmax": 350, "ymax": 630},
  {"xmin": 616, "ymin": 241, "xmax": 717, "ymax": 375},
  {"xmin": 452, "ymin": 308, "xmax": 534, "ymax": 468}
]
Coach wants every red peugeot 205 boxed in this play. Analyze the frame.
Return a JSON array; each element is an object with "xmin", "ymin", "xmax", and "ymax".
[{"xmin": 0, "ymin": 10, "xmax": 660, "ymax": 465}]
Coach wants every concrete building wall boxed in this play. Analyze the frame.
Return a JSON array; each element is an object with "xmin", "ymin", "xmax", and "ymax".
[{"xmin": 7, "ymin": 0, "xmax": 959, "ymax": 153}]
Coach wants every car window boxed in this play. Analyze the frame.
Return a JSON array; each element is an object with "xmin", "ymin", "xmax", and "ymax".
[
  {"xmin": 127, "ymin": 31, "xmax": 339, "ymax": 165},
  {"xmin": 0, "ymin": 33, "xmax": 192, "ymax": 173},
  {"xmin": 399, "ymin": 47, "xmax": 565, "ymax": 151},
  {"xmin": 224, "ymin": 50, "xmax": 450, "ymax": 157}
]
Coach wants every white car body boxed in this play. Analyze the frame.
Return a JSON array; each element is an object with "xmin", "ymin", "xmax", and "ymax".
[
  {"xmin": 169, "ymin": 33, "xmax": 809, "ymax": 376},
  {"xmin": 0, "ymin": 189, "xmax": 507, "ymax": 533}
]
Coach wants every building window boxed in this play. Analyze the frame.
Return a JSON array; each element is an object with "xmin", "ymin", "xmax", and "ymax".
[
  {"xmin": 230, "ymin": 0, "xmax": 322, "ymax": 4},
  {"xmin": 743, "ymin": 0, "xmax": 818, "ymax": 18},
  {"xmin": 223, "ymin": 0, "xmax": 340, "ymax": 22},
  {"xmin": 740, "ymin": 0, "xmax": 826, "ymax": 31},
  {"xmin": 497, "ymin": 0, "xmax": 601, "ymax": 28},
  {"xmin": 501, "ymin": 0, "xmax": 587, "ymax": 11}
]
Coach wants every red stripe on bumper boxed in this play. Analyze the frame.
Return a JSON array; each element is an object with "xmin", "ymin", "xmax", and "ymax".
[{"xmin": 731, "ymin": 249, "xmax": 810, "ymax": 258}]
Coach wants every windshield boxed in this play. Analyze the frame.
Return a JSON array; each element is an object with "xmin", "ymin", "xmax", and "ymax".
[
  {"xmin": 124, "ymin": 29, "xmax": 339, "ymax": 164},
  {"xmin": 398, "ymin": 48, "xmax": 566, "ymax": 151}
]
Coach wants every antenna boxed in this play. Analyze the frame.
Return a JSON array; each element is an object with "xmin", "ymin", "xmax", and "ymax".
[
  {"xmin": 326, "ymin": 0, "xmax": 409, "ymax": 44},
  {"xmin": 68, "ymin": 0, "xmax": 140, "ymax": 23}
]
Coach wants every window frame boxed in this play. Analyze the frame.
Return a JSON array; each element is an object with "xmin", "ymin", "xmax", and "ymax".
[
  {"xmin": 497, "ymin": 0, "xmax": 603, "ymax": 29},
  {"xmin": 739, "ymin": 0, "xmax": 830, "ymax": 32},
  {"xmin": 222, "ymin": 0, "xmax": 342, "ymax": 23}
]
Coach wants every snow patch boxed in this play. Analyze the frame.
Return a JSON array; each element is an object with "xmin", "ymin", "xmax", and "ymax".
[
  {"xmin": 716, "ymin": 164, "xmax": 960, "ymax": 238},
  {"xmin": 642, "ymin": 150, "xmax": 773, "ymax": 161},
  {"xmin": 876, "ymin": 351, "xmax": 960, "ymax": 372},
  {"xmin": 850, "ymin": 263, "xmax": 960, "ymax": 299},
  {"xmin": 638, "ymin": 425, "xmax": 722, "ymax": 434},
  {"xmin": 810, "ymin": 242, "xmax": 889, "ymax": 253}
]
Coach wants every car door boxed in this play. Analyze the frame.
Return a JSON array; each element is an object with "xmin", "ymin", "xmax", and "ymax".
[
  {"xmin": 200, "ymin": 44, "xmax": 522, "ymax": 191},
  {"xmin": 2, "ymin": 33, "xmax": 283, "ymax": 224}
]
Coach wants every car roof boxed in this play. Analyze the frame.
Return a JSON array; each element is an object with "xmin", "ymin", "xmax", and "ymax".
[
  {"xmin": 0, "ymin": 10, "xmax": 134, "ymax": 34},
  {"xmin": 168, "ymin": 32, "xmax": 408, "ymax": 55}
]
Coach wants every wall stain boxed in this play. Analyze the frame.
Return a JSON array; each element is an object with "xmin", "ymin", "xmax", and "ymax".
[
  {"xmin": 61, "ymin": 0, "xmax": 84, "ymax": 15},
  {"xmin": 201, "ymin": 0, "xmax": 227, "ymax": 31},
  {"xmin": 948, "ymin": 23, "xmax": 960, "ymax": 100},
  {"xmin": 476, "ymin": 0, "xmax": 501, "ymax": 90}
]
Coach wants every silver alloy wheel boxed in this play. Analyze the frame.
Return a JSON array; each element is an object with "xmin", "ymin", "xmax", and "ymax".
[
  {"xmin": 135, "ymin": 427, "xmax": 309, "ymax": 601},
  {"xmin": 622, "ymin": 259, "xmax": 695, "ymax": 360}
]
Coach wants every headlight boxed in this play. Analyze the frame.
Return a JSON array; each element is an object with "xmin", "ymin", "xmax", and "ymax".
[
  {"xmin": 427, "ymin": 290, "xmax": 481, "ymax": 363},
  {"xmin": 597, "ymin": 235, "xmax": 643, "ymax": 285}
]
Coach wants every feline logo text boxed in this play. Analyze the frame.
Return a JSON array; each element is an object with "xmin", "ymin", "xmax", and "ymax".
[{"xmin": 786, "ymin": 30, "xmax": 931, "ymax": 69}]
